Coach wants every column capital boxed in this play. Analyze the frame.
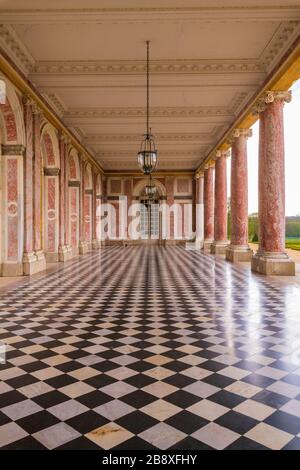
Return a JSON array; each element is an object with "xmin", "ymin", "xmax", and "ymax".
[
  {"xmin": 252, "ymin": 90, "xmax": 292, "ymax": 114},
  {"xmin": 204, "ymin": 160, "xmax": 214, "ymax": 170},
  {"xmin": 60, "ymin": 134, "xmax": 71, "ymax": 145},
  {"xmin": 229, "ymin": 128, "xmax": 252, "ymax": 143},
  {"xmin": 215, "ymin": 149, "xmax": 230, "ymax": 160},
  {"xmin": 195, "ymin": 172, "xmax": 204, "ymax": 179}
]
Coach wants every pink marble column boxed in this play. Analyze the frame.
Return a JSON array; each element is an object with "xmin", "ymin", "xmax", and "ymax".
[
  {"xmin": 195, "ymin": 174, "xmax": 204, "ymax": 244},
  {"xmin": 23, "ymin": 98, "xmax": 35, "ymax": 271},
  {"xmin": 58, "ymin": 135, "xmax": 71, "ymax": 261},
  {"xmin": 32, "ymin": 108, "xmax": 46, "ymax": 272},
  {"xmin": 251, "ymin": 90, "xmax": 295, "ymax": 275},
  {"xmin": 211, "ymin": 150, "xmax": 229, "ymax": 255},
  {"xmin": 226, "ymin": 129, "xmax": 253, "ymax": 262},
  {"xmin": 203, "ymin": 165, "xmax": 214, "ymax": 251},
  {"xmin": 92, "ymin": 171, "xmax": 101, "ymax": 249},
  {"xmin": 79, "ymin": 157, "xmax": 88, "ymax": 254}
]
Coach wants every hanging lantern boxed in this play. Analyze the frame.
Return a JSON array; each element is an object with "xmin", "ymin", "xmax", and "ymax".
[
  {"xmin": 145, "ymin": 176, "xmax": 157, "ymax": 199},
  {"xmin": 137, "ymin": 41, "xmax": 158, "ymax": 174}
]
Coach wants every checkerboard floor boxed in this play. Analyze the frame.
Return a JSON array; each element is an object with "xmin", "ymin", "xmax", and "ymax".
[{"xmin": 1, "ymin": 246, "xmax": 300, "ymax": 450}]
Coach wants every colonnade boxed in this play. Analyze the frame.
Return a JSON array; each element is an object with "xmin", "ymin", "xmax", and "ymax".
[{"xmin": 197, "ymin": 90, "xmax": 295, "ymax": 276}]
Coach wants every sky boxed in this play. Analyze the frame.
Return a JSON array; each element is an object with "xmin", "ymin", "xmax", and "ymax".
[{"xmin": 227, "ymin": 79, "xmax": 300, "ymax": 216}]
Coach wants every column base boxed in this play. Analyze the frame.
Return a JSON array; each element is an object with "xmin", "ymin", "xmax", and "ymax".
[
  {"xmin": 79, "ymin": 241, "xmax": 90, "ymax": 255},
  {"xmin": 45, "ymin": 252, "xmax": 59, "ymax": 263},
  {"xmin": 203, "ymin": 239, "xmax": 213, "ymax": 252},
  {"xmin": 92, "ymin": 239, "xmax": 101, "ymax": 250},
  {"xmin": 211, "ymin": 240, "xmax": 229, "ymax": 255},
  {"xmin": 23, "ymin": 251, "xmax": 46, "ymax": 276},
  {"xmin": 1, "ymin": 262, "xmax": 23, "ymax": 277},
  {"xmin": 251, "ymin": 251, "xmax": 295, "ymax": 276},
  {"xmin": 226, "ymin": 245, "xmax": 253, "ymax": 263},
  {"xmin": 58, "ymin": 245, "xmax": 73, "ymax": 262}
]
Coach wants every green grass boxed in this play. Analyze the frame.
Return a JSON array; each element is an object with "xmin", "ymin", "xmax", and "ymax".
[
  {"xmin": 285, "ymin": 238, "xmax": 300, "ymax": 251},
  {"xmin": 250, "ymin": 238, "xmax": 300, "ymax": 251}
]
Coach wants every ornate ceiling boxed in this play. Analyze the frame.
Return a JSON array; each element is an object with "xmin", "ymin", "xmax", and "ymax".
[{"xmin": 0, "ymin": 0, "xmax": 300, "ymax": 171}]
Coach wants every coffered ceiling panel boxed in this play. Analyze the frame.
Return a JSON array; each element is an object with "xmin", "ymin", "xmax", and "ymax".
[{"xmin": 1, "ymin": 0, "xmax": 299, "ymax": 171}]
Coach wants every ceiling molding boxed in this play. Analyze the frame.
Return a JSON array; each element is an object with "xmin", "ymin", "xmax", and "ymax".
[
  {"xmin": 260, "ymin": 20, "xmax": 300, "ymax": 71},
  {"xmin": 1, "ymin": 7, "xmax": 300, "ymax": 24},
  {"xmin": 65, "ymin": 106, "xmax": 231, "ymax": 119},
  {"xmin": 41, "ymin": 92, "xmax": 67, "ymax": 118},
  {"xmin": 96, "ymin": 150, "xmax": 203, "ymax": 158},
  {"xmin": 0, "ymin": 25, "xmax": 34, "ymax": 75},
  {"xmin": 30, "ymin": 59, "xmax": 265, "ymax": 76},
  {"xmin": 84, "ymin": 132, "xmax": 215, "ymax": 143}
]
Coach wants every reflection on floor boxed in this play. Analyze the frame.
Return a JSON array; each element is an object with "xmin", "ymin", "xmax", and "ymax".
[{"xmin": 0, "ymin": 246, "xmax": 300, "ymax": 450}]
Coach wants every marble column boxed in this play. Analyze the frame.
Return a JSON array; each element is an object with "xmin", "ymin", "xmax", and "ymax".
[
  {"xmin": 251, "ymin": 90, "xmax": 295, "ymax": 275},
  {"xmin": 58, "ymin": 135, "xmax": 71, "ymax": 261},
  {"xmin": 79, "ymin": 157, "xmax": 88, "ymax": 254},
  {"xmin": 195, "ymin": 174, "xmax": 204, "ymax": 248},
  {"xmin": 211, "ymin": 150, "xmax": 229, "ymax": 255},
  {"xmin": 23, "ymin": 97, "xmax": 36, "ymax": 274},
  {"xmin": 32, "ymin": 108, "xmax": 46, "ymax": 272},
  {"xmin": 92, "ymin": 171, "xmax": 101, "ymax": 250},
  {"xmin": 226, "ymin": 129, "xmax": 253, "ymax": 262},
  {"xmin": 203, "ymin": 165, "xmax": 214, "ymax": 252}
]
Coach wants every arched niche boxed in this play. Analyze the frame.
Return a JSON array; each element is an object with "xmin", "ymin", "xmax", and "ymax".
[
  {"xmin": 0, "ymin": 78, "xmax": 25, "ymax": 275},
  {"xmin": 68, "ymin": 148, "xmax": 80, "ymax": 254},
  {"xmin": 40, "ymin": 124, "xmax": 60, "ymax": 262}
]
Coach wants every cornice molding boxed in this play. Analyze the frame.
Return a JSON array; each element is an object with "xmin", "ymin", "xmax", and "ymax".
[
  {"xmin": 31, "ymin": 59, "xmax": 265, "ymax": 76},
  {"xmin": 1, "ymin": 7, "xmax": 299, "ymax": 24},
  {"xmin": 260, "ymin": 20, "xmax": 300, "ymax": 70},
  {"xmin": 66, "ymin": 106, "xmax": 231, "ymax": 119},
  {"xmin": 41, "ymin": 92, "xmax": 67, "ymax": 118},
  {"xmin": 0, "ymin": 25, "xmax": 34, "ymax": 75}
]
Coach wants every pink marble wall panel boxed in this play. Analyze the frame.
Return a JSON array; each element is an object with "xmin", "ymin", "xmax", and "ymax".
[
  {"xmin": 7, "ymin": 158, "xmax": 18, "ymax": 260},
  {"xmin": 0, "ymin": 99, "xmax": 17, "ymax": 141},
  {"xmin": 84, "ymin": 194, "xmax": 92, "ymax": 241},
  {"xmin": 204, "ymin": 167, "xmax": 214, "ymax": 240},
  {"xmin": 47, "ymin": 177, "xmax": 56, "ymax": 252},
  {"xmin": 69, "ymin": 155, "xmax": 77, "ymax": 180},
  {"xmin": 43, "ymin": 133, "xmax": 55, "ymax": 166},
  {"xmin": 70, "ymin": 187, "xmax": 79, "ymax": 248},
  {"xmin": 177, "ymin": 179, "xmax": 189, "ymax": 193}
]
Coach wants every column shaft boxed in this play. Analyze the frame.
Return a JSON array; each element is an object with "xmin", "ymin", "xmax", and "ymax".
[
  {"xmin": 226, "ymin": 129, "xmax": 253, "ymax": 262},
  {"xmin": 211, "ymin": 152, "xmax": 228, "ymax": 254},
  {"xmin": 252, "ymin": 91, "xmax": 295, "ymax": 275},
  {"xmin": 203, "ymin": 166, "xmax": 214, "ymax": 251}
]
